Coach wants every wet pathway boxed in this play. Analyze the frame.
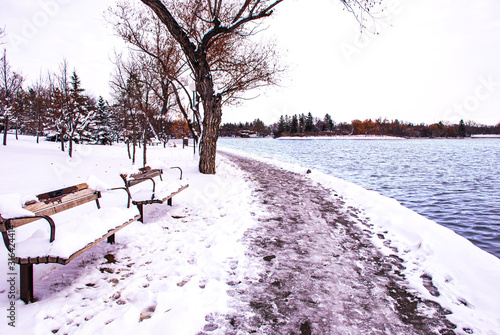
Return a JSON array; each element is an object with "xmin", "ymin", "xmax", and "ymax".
[{"xmin": 203, "ymin": 152, "xmax": 456, "ymax": 335}]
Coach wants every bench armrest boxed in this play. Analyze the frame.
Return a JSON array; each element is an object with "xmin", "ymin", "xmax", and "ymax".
[
  {"xmin": 109, "ymin": 187, "xmax": 133, "ymax": 208},
  {"xmin": 1, "ymin": 215, "xmax": 56, "ymax": 252},
  {"xmin": 130, "ymin": 177, "xmax": 156, "ymax": 199},
  {"xmin": 170, "ymin": 167, "xmax": 183, "ymax": 180}
]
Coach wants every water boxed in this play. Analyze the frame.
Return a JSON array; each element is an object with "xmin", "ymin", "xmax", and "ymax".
[{"xmin": 219, "ymin": 138, "xmax": 500, "ymax": 258}]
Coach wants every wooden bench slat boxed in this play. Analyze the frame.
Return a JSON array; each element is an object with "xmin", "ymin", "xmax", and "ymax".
[
  {"xmin": 36, "ymin": 183, "xmax": 89, "ymax": 201},
  {"xmin": 129, "ymin": 169, "xmax": 162, "ymax": 180},
  {"xmin": 25, "ymin": 189, "xmax": 98, "ymax": 213},
  {"xmin": 8, "ymin": 190, "xmax": 100, "ymax": 229}
]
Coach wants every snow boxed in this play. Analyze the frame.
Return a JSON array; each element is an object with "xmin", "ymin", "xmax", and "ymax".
[
  {"xmin": 470, "ymin": 134, "xmax": 500, "ymax": 138},
  {"xmin": 0, "ymin": 135, "xmax": 259, "ymax": 334},
  {"xmin": 219, "ymin": 147, "xmax": 500, "ymax": 335},
  {"xmin": 14, "ymin": 199, "xmax": 139, "ymax": 259},
  {"xmin": 0, "ymin": 193, "xmax": 35, "ymax": 219},
  {"xmin": 126, "ymin": 179, "xmax": 188, "ymax": 203},
  {"xmin": 277, "ymin": 135, "xmax": 407, "ymax": 140},
  {"xmin": 0, "ymin": 135, "xmax": 499, "ymax": 334}
]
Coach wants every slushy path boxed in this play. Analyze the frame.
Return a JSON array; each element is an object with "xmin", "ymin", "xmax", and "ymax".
[{"xmin": 211, "ymin": 152, "xmax": 456, "ymax": 335}]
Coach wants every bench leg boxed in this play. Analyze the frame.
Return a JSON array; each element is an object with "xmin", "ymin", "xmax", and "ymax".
[
  {"xmin": 167, "ymin": 198, "xmax": 172, "ymax": 206},
  {"xmin": 137, "ymin": 204, "xmax": 144, "ymax": 223},
  {"xmin": 20, "ymin": 264, "xmax": 34, "ymax": 304},
  {"xmin": 107, "ymin": 234, "xmax": 115, "ymax": 244}
]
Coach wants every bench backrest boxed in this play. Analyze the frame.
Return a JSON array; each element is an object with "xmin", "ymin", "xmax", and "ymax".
[
  {"xmin": 4, "ymin": 183, "xmax": 101, "ymax": 229},
  {"xmin": 121, "ymin": 167, "xmax": 163, "ymax": 188}
]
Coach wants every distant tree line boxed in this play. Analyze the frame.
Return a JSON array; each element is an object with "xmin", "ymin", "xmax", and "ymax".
[
  {"xmin": 271, "ymin": 114, "xmax": 500, "ymax": 138},
  {"xmin": 220, "ymin": 119, "xmax": 272, "ymax": 137}
]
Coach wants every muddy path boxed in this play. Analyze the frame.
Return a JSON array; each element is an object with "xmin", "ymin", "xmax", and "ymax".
[{"xmin": 202, "ymin": 152, "xmax": 456, "ymax": 335}]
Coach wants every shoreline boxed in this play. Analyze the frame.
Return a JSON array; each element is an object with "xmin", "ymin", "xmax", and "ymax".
[
  {"xmin": 221, "ymin": 134, "xmax": 500, "ymax": 140},
  {"xmin": 220, "ymin": 151, "xmax": 455, "ymax": 333},
  {"xmin": 276, "ymin": 134, "xmax": 406, "ymax": 140},
  {"xmin": 219, "ymin": 147, "xmax": 500, "ymax": 334}
]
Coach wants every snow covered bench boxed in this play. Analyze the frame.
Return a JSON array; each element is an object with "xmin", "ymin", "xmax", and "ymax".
[
  {"xmin": 0, "ymin": 183, "xmax": 140, "ymax": 303},
  {"xmin": 119, "ymin": 166, "xmax": 189, "ymax": 223}
]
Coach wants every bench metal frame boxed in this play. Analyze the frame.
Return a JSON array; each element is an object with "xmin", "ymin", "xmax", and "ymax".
[
  {"xmin": 120, "ymin": 166, "xmax": 188, "ymax": 222},
  {"xmin": 0, "ymin": 183, "xmax": 139, "ymax": 303}
]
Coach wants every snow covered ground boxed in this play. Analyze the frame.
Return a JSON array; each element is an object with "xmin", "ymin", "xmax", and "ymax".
[
  {"xmin": 0, "ymin": 135, "xmax": 261, "ymax": 334},
  {"xmin": 0, "ymin": 135, "xmax": 499, "ymax": 334}
]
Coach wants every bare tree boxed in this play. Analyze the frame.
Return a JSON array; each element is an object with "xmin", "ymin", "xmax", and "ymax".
[
  {"xmin": 53, "ymin": 58, "xmax": 71, "ymax": 152},
  {"xmin": 1, "ymin": 49, "xmax": 24, "ymax": 146},
  {"xmin": 138, "ymin": 0, "xmax": 384, "ymax": 174},
  {"xmin": 27, "ymin": 79, "xmax": 49, "ymax": 143},
  {"xmin": 109, "ymin": 3, "xmax": 201, "ymax": 148},
  {"xmin": 111, "ymin": 53, "xmax": 157, "ymax": 165},
  {"xmin": 138, "ymin": 0, "xmax": 285, "ymax": 174}
]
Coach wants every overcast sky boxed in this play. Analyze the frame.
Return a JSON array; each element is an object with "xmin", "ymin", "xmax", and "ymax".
[{"xmin": 1, "ymin": 0, "xmax": 500, "ymax": 125}]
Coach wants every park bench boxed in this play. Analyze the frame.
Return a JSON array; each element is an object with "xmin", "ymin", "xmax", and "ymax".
[
  {"xmin": 0, "ymin": 183, "xmax": 140, "ymax": 303},
  {"xmin": 119, "ymin": 166, "xmax": 189, "ymax": 223}
]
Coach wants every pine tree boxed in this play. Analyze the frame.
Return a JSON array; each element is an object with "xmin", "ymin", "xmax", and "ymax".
[
  {"xmin": 299, "ymin": 114, "xmax": 305, "ymax": 133},
  {"xmin": 90, "ymin": 96, "xmax": 114, "ymax": 145},
  {"xmin": 458, "ymin": 119, "xmax": 467, "ymax": 137},
  {"xmin": 291, "ymin": 115, "xmax": 299, "ymax": 134},
  {"xmin": 323, "ymin": 113, "xmax": 334, "ymax": 132},
  {"xmin": 305, "ymin": 112, "xmax": 314, "ymax": 132},
  {"xmin": 274, "ymin": 115, "xmax": 285, "ymax": 137},
  {"xmin": 66, "ymin": 71, "xmax": 93, "ymax": 156}
]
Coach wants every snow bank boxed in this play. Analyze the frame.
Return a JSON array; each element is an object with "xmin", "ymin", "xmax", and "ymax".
[
  {"xmin": 0, "ymin": 135, "xmax": 260, "ymax": 334},
  {"xmin": 219, "ymin": 147, "xmax": 500, "ymax": 335},
  {"xmin": 0, "ymin": 193, "xmax": 35, "ymax": 219}
]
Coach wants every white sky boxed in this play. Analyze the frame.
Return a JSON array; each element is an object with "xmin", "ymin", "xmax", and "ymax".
[{"xmin": 1, "ymin": 0, "xmax": 500, "ymax": 125}]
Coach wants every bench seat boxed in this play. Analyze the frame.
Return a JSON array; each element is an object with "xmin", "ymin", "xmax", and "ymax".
[
  {"xmin": 129, "ymin": 179, "xmax": 188, "ymax": 203},
  {"xmin": 1, "ymin": 184, "xmax": 141, "ymax": 303},
  {"xmin": 13, "ymin": 202, "xmax": 139, "ymax": 262},
  {"xmin": 120, "ymin": 167, "xmax": 189, "ymax": 222}
]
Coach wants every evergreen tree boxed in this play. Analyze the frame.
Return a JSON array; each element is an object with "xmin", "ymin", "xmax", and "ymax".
[
  {"xmin": 323, "ymin": 113, "xmax": 334, "ymax": 132},
  {"xmin": 299, "ymin": 113, "xmax": 305, "ymax": 133},
  {"xmin": 90, "ymin": 96, "xmax": 114, "ymax": 145},
  {"xmin": 458, "ymin": 119, "xmax": 466, "ymax": 137},
  {"xmin": 66, "ymin": 71, "xmax": 93, "ymax": 156},
  {"xmin": 290, "ymin": 114, "xmax": 299, "ymax": 133},
  {"xmin": 276, "ymin": 115, "xmax": 286, "ymax": 137},
  {"xmin": 305, "ymin": 112, "xmax": 314, "ymax": 132}
]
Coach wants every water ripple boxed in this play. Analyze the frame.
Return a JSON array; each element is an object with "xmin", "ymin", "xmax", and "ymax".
[{"xmin": 220, "ymin": 138, "xmax": 500, "ymax": 259}]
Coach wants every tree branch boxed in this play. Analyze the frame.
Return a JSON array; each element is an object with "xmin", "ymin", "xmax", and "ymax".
[{"xmin": 140, "ymin": 0, "xmax": 197, "ymax": 66}]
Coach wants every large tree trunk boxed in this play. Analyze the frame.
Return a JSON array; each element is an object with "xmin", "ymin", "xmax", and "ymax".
[{"xmin": 198, "ymin": 95, "xmax": 222, "ymax": 174}]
